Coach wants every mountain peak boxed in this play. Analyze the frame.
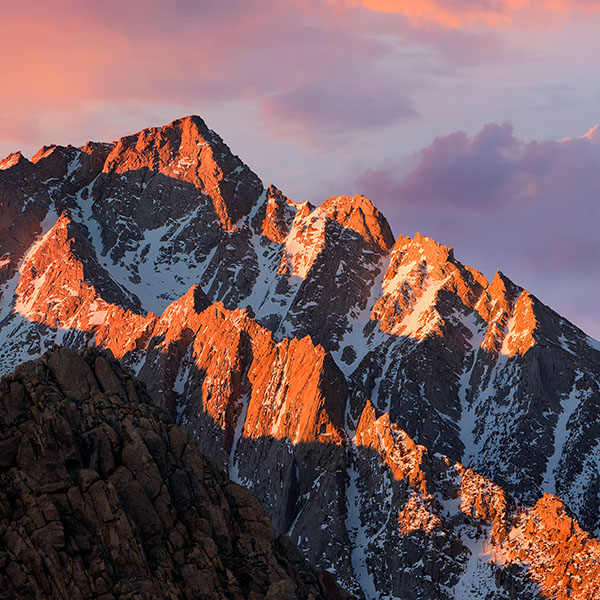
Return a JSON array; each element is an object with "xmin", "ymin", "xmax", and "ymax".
[
  {"xmin": 158, "ymin": 283, "xmax": 211, "ymax": 323},
  {"xmin": 257, "ymin": 184, "xmax": 300, "ymax": 243},
  {"xmin": 14, "ymin": 210, "xmax": 141, "ymax": 326},
  {"xmin": 483, "ymin": 270, "xmax": 520, "ymax": 312},
  {"xmin": 318, "ymin": 194, "xmax": 395, "ymax": 253},
  {"xmin": 31, "ymin": 145, "xmax": 58, "ymax": 163},
  {"xmin": 101, "ymin": 115, "xmax": 264, "ymax": 229},
  {"xmin": 394, "ymin": 232, "xmax": 455, "ymax": 266},
  {"xmin": 0, "ymin": 151, "xmax": 28, "ymax": 171}
]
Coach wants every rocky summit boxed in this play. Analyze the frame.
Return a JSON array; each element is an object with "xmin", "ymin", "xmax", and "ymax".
[
  {"xmin": 1, "ymin": 115, "xmax": 600, "ymax": 599},
  {"xmin": 0, "ymin": 346, "xmax": 347, "ymax": 600}
]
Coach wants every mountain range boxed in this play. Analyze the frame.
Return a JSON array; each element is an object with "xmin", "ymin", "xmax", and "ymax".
[{"xmin": 1, "ymin": 115, "xmax": 599, "ymax": 599}]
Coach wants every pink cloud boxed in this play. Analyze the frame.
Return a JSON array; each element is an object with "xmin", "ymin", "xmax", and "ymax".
[
  {"xmin": 361, "ymin": 122, "xmax": 600, "ymax": 213},
  {"xmin": 0, "ymin": 1, "xmax": 265, "ymax": 111},
  {"xmin": 0, "ymin": 0, "xmax": 532, "ymax": 154},
  {"xmin": 356, "ymin": 123, "xmax": 600, "ymax": 337},
  {"xmin": 0, "ymin": 0, "xmax": 405, "ymax": 151},
  {"xmin": 336, "ymin": 0, "xmax": 600, "ymax": 28}
]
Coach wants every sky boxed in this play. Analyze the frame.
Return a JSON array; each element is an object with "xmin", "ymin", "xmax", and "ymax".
[{"xmin": 1, "ymin": 0, "xmax": 599, "ymax": 337}]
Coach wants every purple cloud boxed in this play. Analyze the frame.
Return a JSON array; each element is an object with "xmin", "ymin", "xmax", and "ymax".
[{"xmin": 356, "ymin": 123, "xmax": 600, "ymax": 337}]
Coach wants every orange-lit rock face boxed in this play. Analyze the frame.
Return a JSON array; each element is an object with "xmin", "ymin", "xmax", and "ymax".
[
  {"xmin": 371, "ymin": 233, "xmax": 487, "ymax": 338},
  {"xmin": 131, "ymin": 298, "xmax": 347, "ymax": 448},
  {"xmin": 0, "ymin": 151, "xmax": 26, "ymax": 171},
  {"xmin": 0, "ymin": 145, "xmax": 97, "ymax": 288},
  {"xmin": 352, "ymin": 400, "xmax": 600, "ymax": 599},
  {"xmin": 356, "ymin": 400, "xmax": 431, "ymax": 494},
  {"xmin": 475, "ymin": 270, "xmax": 540, "ymax": 357},
  {"xmin": 19, "ymin": 253, "xmax": 350, "ymax": 457},
  {"xmin": 493, "ymin": 494, "xmax": 600, "ymax": 600},
  {"xmin": 277, "ymin": 193, "xmax": 393, "ymax": 279},
  {"xmin": 244, "ymin": 335, "xmax": 346, "ymax": 444},
  {"xmin": 317, "ymin": 194, "xmax": 395, "ymax": 254},
  {"xmin": 477, "ymin": 270, "xmax": 516, "ymax": 354},
  {"xmin": 500, "ymin": 290, "xmax": 539, "ymax": 357},
  {"xmin": 14, "ymin": 212, "xmax": 142, "ymax": 331},
  {"xmin": 455, "ymin": 464, "xmax": 509, "ymax": 527},
  {"xmin": 368, "ymin": 230, "xmax": 544, "ymax": 356},
  {"xmin": 397, "ymin": 492, "xmax": 442, "ymax": 535},
  {"xmin": 259, "ymin": 184, "xmax": 299, "ymax": 243}
]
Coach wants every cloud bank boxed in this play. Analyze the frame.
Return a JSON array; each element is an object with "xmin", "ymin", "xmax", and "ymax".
[
  {"xmin": 357, "ymin": 123, "xmax": 600, "ymax": 336},
  {"xmin": 0, "ymin": 0, "xmax": 534, "ymax": 153}
]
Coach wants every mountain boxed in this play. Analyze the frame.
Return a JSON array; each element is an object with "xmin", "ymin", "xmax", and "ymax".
[
  {"xmin": 0, "ymin": 346, "xmax": 346, "ymax": 600},
  {"xmin": 1, "ymin": 115, "xmax": 599, "ymax": 598}
]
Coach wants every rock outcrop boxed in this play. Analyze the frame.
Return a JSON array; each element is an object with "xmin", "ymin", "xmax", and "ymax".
[{"xmin": 0, "ymin": 347, "xmax": 346, "ymax": 600}]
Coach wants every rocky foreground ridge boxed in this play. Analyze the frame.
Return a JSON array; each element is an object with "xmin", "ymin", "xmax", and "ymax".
[
  {"xmin": 1, "ymin": 116, "xmax": 600, "ymax": 598},
  {"xmin": 0, "ymin": 346, "xmax": 346, "ymax": 600}
]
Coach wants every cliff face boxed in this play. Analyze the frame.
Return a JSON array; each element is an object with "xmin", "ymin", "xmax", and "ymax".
[
  {"xmin": 0, "ymin": 347, "xmax": 346, "ymax": 600},
  {"xmin": 1, "ymin": 115, "xmax": 600, "ymax": 599}
]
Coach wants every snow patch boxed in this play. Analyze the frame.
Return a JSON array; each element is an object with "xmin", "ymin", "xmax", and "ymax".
[
  {"xmin": 283, "ymin": 209, "xmax": 326, "ymax": 279},
  {"xmin": 451, "ymin": 527, "xmax": 502, "ymax": 599},
  {"xmin": 332, "ymin": 254, "xmax": 389, "ymax": 376},
  {"xmin": 346, "ymin": 459, "xmax": 379, "ymax": 600},
  {"xmin": 587, "ymin": 336, "xmax": 600, "ymax": 352},
  {"xmin": 558, "ymin": 333, "xmax": 577, "ymax": 356},
  {"xmin": 228, "ymin": 392, "xmax": 250, "ymax": 483},
  {"xmin": 541, "ymin": 372, "xmax": 583, "ymax": 495},
  {"xmin": 397, "ymin": 276, "xmax": 448, "ymax": 339},
  {"xmin": 456, "ymin": 310, "xmax": 487, "ymax": 465},
  {"xmin": 381, "ymin": 260, "xmax": 418, "ymax": 296}
]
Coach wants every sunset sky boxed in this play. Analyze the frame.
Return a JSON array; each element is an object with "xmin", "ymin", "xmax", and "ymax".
[{"xmin": 2, "ymin": 0, "xmax": 599, "ymax": 337}]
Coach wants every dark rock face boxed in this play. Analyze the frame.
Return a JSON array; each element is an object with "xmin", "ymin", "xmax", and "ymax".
[{"xmin": 0, "ymin": 346, "xmax": 345, "ymax": 600}]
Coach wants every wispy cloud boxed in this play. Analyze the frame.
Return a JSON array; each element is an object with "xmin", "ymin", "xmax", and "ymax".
[{"xmin": 336, "ymin": 0, "xmax": 600, "ymax": 28}]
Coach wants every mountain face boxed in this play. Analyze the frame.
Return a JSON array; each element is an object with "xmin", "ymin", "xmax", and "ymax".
[
  {"xmin": 0, "ymin": 346, "xmax": 345, "ymax": 600},
  {"xmin": 1, "ymin": 115, "xmax": 599, "ymax": 599}
]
